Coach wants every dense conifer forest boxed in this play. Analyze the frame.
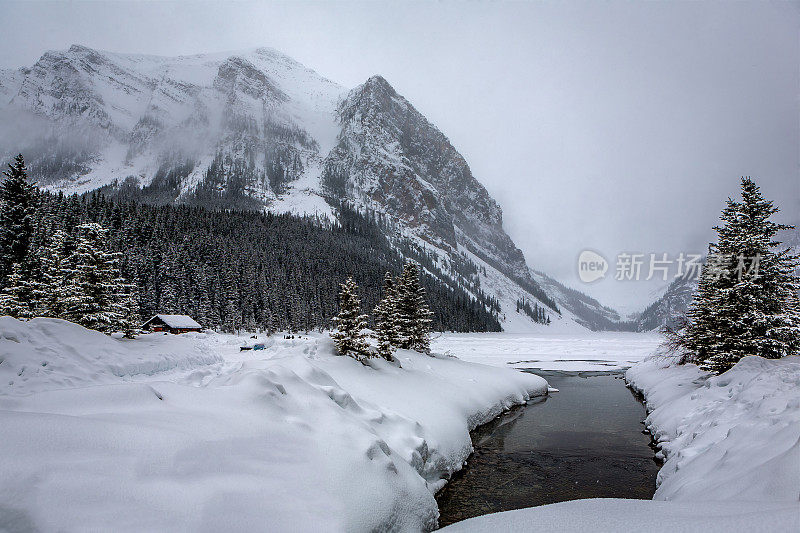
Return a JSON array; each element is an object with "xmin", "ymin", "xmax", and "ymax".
[{"xmin": 18, "ymin": 187, "xmax": 502, "ymax": 333}]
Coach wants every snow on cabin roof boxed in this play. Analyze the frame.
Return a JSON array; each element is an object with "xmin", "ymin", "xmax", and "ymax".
[{"xmin": 144, "ymin": 315, "xmax": 202, "ymax": 329}]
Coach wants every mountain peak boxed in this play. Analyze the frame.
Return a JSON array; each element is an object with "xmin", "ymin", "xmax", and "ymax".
[
  {"xmin": 364, "ymin": 74, "xmax": 392, "ymax": 89},
  {"xmin": 357, "ymin": 75, "xmax": 401, "ymax": 101},
  {"xmin": 0, "ymin": 44, "xmax": 626, "ymax": 332},
  {"xmin": 68, "ymin": 44, "xmax": 95, "ymax": 54},
  {"xmin": 214, "ymin": 55, "xmax": 288, "ymax": 102},
  {"xmin": 64, "ymin": 44, "xmax": 111, "ymax": 64}
]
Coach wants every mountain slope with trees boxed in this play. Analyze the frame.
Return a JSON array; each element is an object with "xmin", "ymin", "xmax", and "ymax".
[
  {"xmin": 0, "ymin": 156, "xmax": 501, "ymax": 333},
  {"xmin": 0, "ymin": 44, "xmax": 627, "ymax": 331}
]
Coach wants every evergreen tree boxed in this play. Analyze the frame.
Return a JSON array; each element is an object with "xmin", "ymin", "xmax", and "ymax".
[
  {"xmin": 34, "ymin": 229, "xmax": 73, "ymax": 317},
  {"xmin": 0, "ymin": 154, "xmax": 37, "ymax": 287},
  {"xmin": 373, "ymin": 271, "xmax": 398, "ymax": 361},
  {"xmin": 681, "ymin": 177, "xmax": 800, "ymax": 373},
  {"xmin": 118, "ymin": 285, "xmax": 141, "ymax": 339},
  {"xmin": 5, "ymin": 185, "xmax": 502, "ymax": 334},
  {"xmin": 0, "ymin": 261, "xmax": 37, "ymax": 318},
  {"xmin": 61, "ymin": 223, "xmax": 138, "ymax": 333},
  {"xmin": 395, "ymin": 261, "xmax": 434, "ymax": 353},
  {"xmin": 330, "ymin": 277, "xmax": 371, "ymax": 362},
  {"xmin": 515, "ymin": 297, "xmax": 550, "ymax": 324}
]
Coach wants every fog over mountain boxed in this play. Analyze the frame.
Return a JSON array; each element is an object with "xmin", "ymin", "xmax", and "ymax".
[
  {"xmin": 0, "ymin": 0, "xmax": 797, "ymax": 314},
  {"xmin": 1, "ymin": 43, "xmax": 634, "ymax": 331}
]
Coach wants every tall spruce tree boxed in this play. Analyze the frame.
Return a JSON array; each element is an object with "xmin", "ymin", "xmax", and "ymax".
[
  {"xmin": 0, "ymin": 155, "xmax": 37, "ymax": 287},
  {"xmin": 330, "ymin": 277, "xmax": 371, "ymax": 362},
  {"xmin": 395, "ymin": 261, "xmax": 434, "ymax": 353},
  {"xmin": 681, "ymin": 177, "xmax": 800, "ymax": 373},
  {"xmin": 61, "ymin": 223, "xmax": 138, "ymax": 334},
  {"xmin": 0, "ymin": 261, "xmax": 38, "ymax": 318},
  {"xmin": 33, "ymin": 229, "xmax": 74, "ymax": 317},
  {"xmin": 373, "ymin": 271, "xmax": 398, "ymax": 361}
]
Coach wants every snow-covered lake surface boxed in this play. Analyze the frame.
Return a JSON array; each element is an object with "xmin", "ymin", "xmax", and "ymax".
[{"xmin": 432, "ymin": 332, "xmax": 661, "ymax": 371}]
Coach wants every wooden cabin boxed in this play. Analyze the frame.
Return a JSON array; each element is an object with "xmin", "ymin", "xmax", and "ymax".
[{"xmin": 141, "ymin": 314, "xmax": 202, "ymax": 334}]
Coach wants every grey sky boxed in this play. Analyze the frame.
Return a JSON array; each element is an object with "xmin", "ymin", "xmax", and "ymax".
[{"xmin": 2, "ymin": 1, "xmax": 798, "ymax": 312}]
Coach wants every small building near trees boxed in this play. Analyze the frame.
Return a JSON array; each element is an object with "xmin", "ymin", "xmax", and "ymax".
[{"xmin": 141, "ymin": 314, "xmax": 202, "ymax": 334}]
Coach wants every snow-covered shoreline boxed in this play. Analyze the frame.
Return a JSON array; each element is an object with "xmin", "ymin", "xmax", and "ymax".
[
  {"xmin": 4, "ymin": 321, "xmax": 797, "ymax": 531},
  {"xmin": 625, "ymin": 355, "xmax": 800, "ymax": 502},
  {"xmin": 0, "ymin": 318, "xmax": 548, "ymax": 532}
]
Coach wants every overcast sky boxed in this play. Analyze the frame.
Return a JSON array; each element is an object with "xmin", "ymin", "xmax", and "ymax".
[{"xmin": 2, "ymin": 1, "xmax": 798, "ymax": 312}]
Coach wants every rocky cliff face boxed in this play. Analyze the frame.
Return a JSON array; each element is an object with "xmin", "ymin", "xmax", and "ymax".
[
  {"xmin": 1, "ymin": 45, "xmax": 339, "ymax": 195},
  {"xmin": 0, "ymin": 44, "xmax": 626, "ymax": 331},
  {"xmin": 322, "ymin": 75, "xmax": 533, "ymax": 284}
]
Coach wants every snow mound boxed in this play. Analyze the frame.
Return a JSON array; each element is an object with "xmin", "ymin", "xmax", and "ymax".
[
  {"xmin": 0, "ymin": 320, "xmax": 548, "ymax": 531},
  {"xmin": 626, "ymin": 354, "xmax": 800, "ymax": 502},
  {"xmin": 0, "ymin": 317, "xmax": 222, "ymax": 395},
  {"xmin": 439, "ymin": 498, "xmax": 800, "ymax": 532}
]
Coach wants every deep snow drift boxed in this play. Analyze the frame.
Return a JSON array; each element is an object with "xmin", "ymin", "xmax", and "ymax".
[
  {"xmin": 439, "ymin": 498, "xmax": 799, "ymax": 532},
  {"xmin": 0, "ymin": 318, "xmax": 547, "ymax": 532},
  {"xmin": 626, "ymin": 355, "xmax": 800, "ymax": 502}
]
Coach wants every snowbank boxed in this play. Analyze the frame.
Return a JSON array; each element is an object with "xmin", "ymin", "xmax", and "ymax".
[
  {"xmin": 626, "ymin": 355, "xmax": 800, "ymax": 502},
  {"xmin": 0, "ymin": 318, "xmax": 547, "ymax": 532},
  {"xmin": 439, "ymin": 498, "xmax": 799, "ymax": 532},
  {"xmin": 0, "ymin": 317, "xmax": 223, "ymax": 394}
]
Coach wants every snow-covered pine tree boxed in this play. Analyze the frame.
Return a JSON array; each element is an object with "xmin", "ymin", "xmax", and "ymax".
[
  {"xmin": 159, "ymin": 252, "xmax": 180, "ymax": 313},
  {"xmin": 4, "ymin": 188, "xmax": 502, "ymax": 334},
  {"xmin": 118, "ymin": 285, "xmax": 141, "ymax": 339},
  {"xmin": 373, "ymin": 271, "xmax": 398, "ymax": 361},
  {"xmin": 0, "ymin": 261, "xmax": 37, "ymax": 318},
  {"xmin": 0, "ymin": 154, "xmax": 37, "ymax": 288},
  {"xmin": 33, "ymin": 229, "xmax": 73, "ymax": 317},
  {"xmin": 675, "ymin": 244, "xmax": 717, "ymax": 361},
  {"xmin": 395, "ymin": 261, "xmax": 434, "ymax": 354},
  {"xmin": 682, "ymin": 177, "xmax": 800, "ymax": 373},
  {"xmin": 61, "ymin": 223, "xmax": 139, "ymax": 334},
  {"xmin": 195, "ymin": 271, "xmax": 216, "ymax": 330},
  {"xmin": 330, "ymin": 276, "xmax": 371, "ymax": 362}
]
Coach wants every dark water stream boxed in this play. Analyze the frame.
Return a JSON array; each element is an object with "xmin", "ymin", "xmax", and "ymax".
[{"xmin": 435, "ymin": 370, "xmax": 660, "ymax": 528}]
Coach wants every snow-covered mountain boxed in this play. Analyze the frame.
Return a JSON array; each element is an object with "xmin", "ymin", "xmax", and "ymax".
[
  {"xmin": 0, "ymin": 44, "xmax": 625, "ymax": 331},
  {"xmin": 634, "ymin": 274, "xmax": 698, "ymax": 332}
]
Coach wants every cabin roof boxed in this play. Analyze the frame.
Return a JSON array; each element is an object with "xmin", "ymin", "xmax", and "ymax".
[{"xmin": 142, "ymin": 314, "xmax": 202, "ymax": 329}]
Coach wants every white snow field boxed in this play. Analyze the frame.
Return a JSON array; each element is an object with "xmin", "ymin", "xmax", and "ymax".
[
  {"xmin": 0, "ymin": 317, "xmax": 547, "ymax": 532},
  {"xmin": 438, "ymin": 498, "xmax": 799, "ymax": 532},
  {"xmin": 432, "ymin": 332, "xmax": 661, "ymax": 371}
]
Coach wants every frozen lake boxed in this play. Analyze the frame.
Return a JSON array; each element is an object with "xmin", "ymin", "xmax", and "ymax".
[{"xmin": 432, "ymin": 332, "xmax": 662, "ymax": 371}]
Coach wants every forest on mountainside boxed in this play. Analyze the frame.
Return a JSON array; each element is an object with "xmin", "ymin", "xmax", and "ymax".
[{"xmin": 17, "ymin": 188, "xmax": 502, "ymax": 333}]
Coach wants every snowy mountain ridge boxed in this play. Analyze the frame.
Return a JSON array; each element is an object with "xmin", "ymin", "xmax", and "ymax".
[{"xmin": 0, "ymin": 44, "xmax": 625, "ymax": 331}]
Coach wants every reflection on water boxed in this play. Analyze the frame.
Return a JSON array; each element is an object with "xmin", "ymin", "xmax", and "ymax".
[{"xmin": 435, "ymin": 370, "xmax": 659, "ymax": 528}]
